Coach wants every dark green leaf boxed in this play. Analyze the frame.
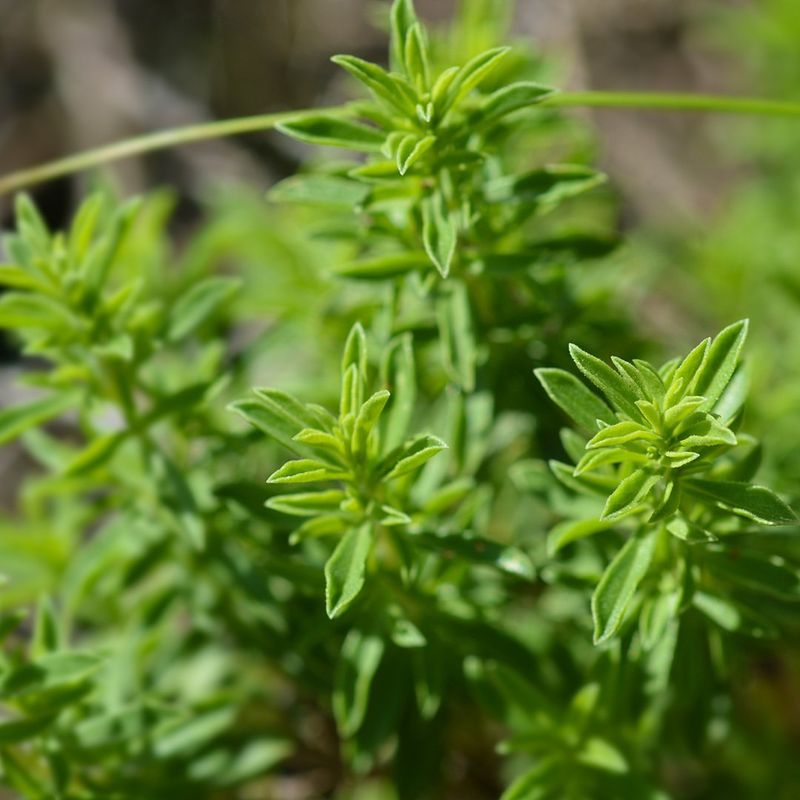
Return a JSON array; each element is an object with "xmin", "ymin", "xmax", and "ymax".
[
  {"xmin": 535, "ymin": 368, "xmax": 614, "ymax": 431},
  {"xmin": 336, "ymin": 252, "xmax": 430, "ymax": 281},
  {"xmin": 568, "ymin": 344, "xmax": 643, "ymax": 421},
  {"xmin": 685, "ymin": 478, "xmax": 797, "ymax": 525}
]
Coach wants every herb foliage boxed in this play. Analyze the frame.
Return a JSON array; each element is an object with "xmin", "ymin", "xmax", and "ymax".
[{"xmin": 0, "ymin": 1, "xmax": 798, "ymax": 797}]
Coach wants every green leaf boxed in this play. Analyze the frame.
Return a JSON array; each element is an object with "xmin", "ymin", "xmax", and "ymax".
[
  {"xmin": 694, "ymin": 319, "xmax": 749, "ymax": 410},
  {"xmin": 422, "ymin": 194, "xmax": 457, "ymax": 278},
  {"xmin": 704, "ymin": 551, "xmax": 800, "ymax": 600},
  {"xmin": 392, "ymin": 617, "xmax": 426, "ymax": 648},
  {"xmin": 333, "ymin": 630, "xmax": 385, "ymax": 737},
  {"xmin": 692, "ymin": 591, "xmax": 776, "ymax": 638},
  {"xmin": 332, "ymin": 55, "xmax": 416, "ymax": 115},
  {"xmin": 325, "ymin": 523, "xmax": 373, "ymax": 618},
  {"xmin": 0, "ymin": 264, "xmax": 49, "ymax": 291},
  {"xmin": 592, "ymin": 532, "xmax": 656, "ymax": 644},
  {"xmin": 167, "ymin": 276, "xmax": 240, "ymax": 341},
  {"xmin": 32, "ymin": 597, "xmax": 59, "ymax": 656},
  {"xmin": 666, "ymin": 516, "xmax": 718, "ymax": 544},
  {"xmin": 267, "ymin": 459, "xmax": 349, "ymax": 485},
  {"xmin": 535, "ymin": 368, "xmax": 615, "ymax": 431},
  {"xmin": 488, "ymin": 165, "xmax": 605, "ymax": 207},
  {"xmin": 586, "ymin": 421, "xmax": 658, "ymax": 450},
  {"xmin": 382, "ymin": 434, "xmax": 448, "ymax": 479},
  {"xmin": 439, "ymin": 47, "xmax": 511, "ymax": 116},
  {"xmin": 64, "ymin": 432, "xmax": 127, "ymax": 476},
  {"xmin": 269, "ymin": 174, "xmax": 369, "ymax": 207},
  {"xmin": 560, "ymin": 427, "xmax": 588, "ymax": 464},
  {"xmin": 0, "ymin": 392, "xmax": 78, "ymax": 446},
  {"xmin": 568, "ymin": 344, "xmax": 643, "ymax": 422},
  {"xmin": 684, "ymin": 478, "xmax": 797, "ymax": 525},
  {"xmin": 500, "ymin": 756, "xmax": 561, "ymax": 800},
  {"xmin": 678, "ymin": 414, "xmax": 737, "ymax": 449},
  {"xmin": 1, "ymin": 651, "xmax": 102, "ymax": 711},
  {"xmin": 639, "ymin": 590, "xmax": 679, "ymax": 650},
  {"xmin": 336, "ymin": 252, "xmax": 430, "ymax": 281},
  {"xmin": 549, "ymin": 459, "xmax": 617, "ymax": 497},
  {"xmin": 574, "ymin": 447, "xmax": 649, "ymax": 476},
  {"xmin": 380, "ymin": 504, "xmax": 412, "ymax": 526},
  {"xmin": 277, "ymin": 115, "xmax": 385, "ymax": 151},
  {"xmin": 404, "ymin": 23, "xmax": 430, "ymax": 90},
  {"xmin": 154, "ymin": 705, "xmax": 237, "ymax": 758},
  {"xmin": 669, "ymin": 338, "xmax": 710, "ymax": 398},
  {"xmin": 381, "ymin": 333, "xmax": 417, "ymax": 451},
  {"xmin": 547, "ymin": 518, "xmax": 613, "ymax": 556},
  {"xmin": 342, "ymin": 321, "xmax": 368, "ymax": 379},
  {"xmin": 478, "ymin": 82, "xmax": 556, "ymax": 125},
  {"xmin": 413, "ymin": 531, "xmax": 535, "ymax": 580},
  {"xmin": 353, "ymin": 389, "xmax": 390, "ymax": 457},
  {"xmin": 395, "ymin": 133, "xmax": 436, "ymax": 175},
  {"xmin": 15, "ymin": 194, "xmax": 50, "ymax": 251},
  {"xmin": 576, "ymin": 737, "xmax": 628, "ymax": 774},
  {"xmin": 390, "ymin": 0, "xmax": 421, "ymax": 73},
  {"xmin": 0, "ymin": 714, "xmax": 56, "ymax": 744},
  {"xmin": 601, "ymin": 470, "xmax": 659, "ymax": 521},
  {"xmin": 437, "ymin": 281, "xmax": 476, "ymax": 391},
  {"xmin": 266, "ymin": 489, "xmax": 346, "ymax": 517},
  {"xmin": 230, "ymin": 389, "xmax": 319, "ymax": 456},
  {"xmin": 151, "ymin": 450, "xmax": 206, "ymax": 550},
  {"xmin": 0, "ymin": 292, "xmax": 75, "ymax": 331}
]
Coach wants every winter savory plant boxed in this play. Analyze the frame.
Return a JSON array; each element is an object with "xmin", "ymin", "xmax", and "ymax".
[{"xmin": 0, "ymin": 0, "xmax": 799, "ymax": 797}]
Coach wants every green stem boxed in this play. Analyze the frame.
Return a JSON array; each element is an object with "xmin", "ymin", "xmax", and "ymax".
[
  {"xmin": 547, "ymin": 90, "xmax": 800, "ymax": 117},
  {"xmin": 3, "ymin": 91, "xmax": 800, "ymax": 196},
  {"xmin": 0, "ymin": 105, "xmax": 353, "ymax": 197}
]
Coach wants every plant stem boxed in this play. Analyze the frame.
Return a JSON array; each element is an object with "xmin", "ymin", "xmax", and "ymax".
[
  {"xmin": 546, "ymin": 90, "xmax": 800, "ymax": 117},
  {"xmin": 0, "ymin": 106, "xmax": 354, "ymax": 197},
  {"xmin": 3, "ymin": 91, "xmax": 800, "ymax": 196}
]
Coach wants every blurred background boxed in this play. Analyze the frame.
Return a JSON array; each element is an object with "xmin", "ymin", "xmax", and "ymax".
[{"xmin": 0, "ymin": 0, "xmax": 751, "ymax": 227}]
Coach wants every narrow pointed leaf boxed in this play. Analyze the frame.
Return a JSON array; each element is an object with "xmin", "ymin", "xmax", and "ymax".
[
  {"xmin": 592, "ymin": 533, "xmax": 656, "ymax": 644},
  {"xmin": 684, "ymin": 478, "xmax": 796, "ymax": 525},
  {"xmin": 535, "ymin": 368, "xmax": 614, "ymax": 430},
  {"xmin": 277, "ymin": 116, "xmax": 384, "ymax": 151},
  {"xmin": 601, "ymin": 470, "xmax": 659, "ymax": 521},
  {"xmin": 325, "ymin": 523, "xmax": 373, "ymax": 618},
  {"xmin": 568, "ymin": 344, "xmax": 643, "ymax": 421},
  {"xmin": 694, "ymin": 320, "xmax": 749, "ymax": 410}
]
